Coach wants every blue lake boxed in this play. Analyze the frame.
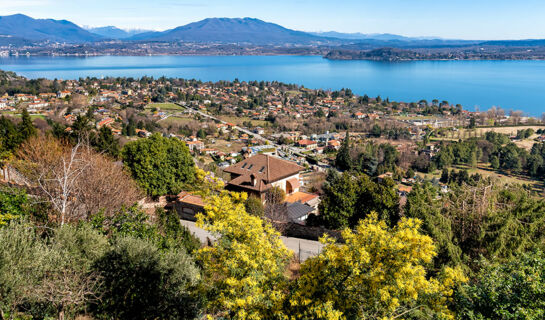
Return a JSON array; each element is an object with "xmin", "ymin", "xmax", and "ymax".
[{"xmin": 1, "ymin": 55, "xmax": 544, "ymax": 115}]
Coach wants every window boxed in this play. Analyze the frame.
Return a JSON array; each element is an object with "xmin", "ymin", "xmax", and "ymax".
[
  {"xmin": 248, "ymin": 164, "xmax": 254, "ymax": 170},
  {"xmin": 259, "ymin": 166, "xmax": 265, "ymax": 173},
  {"xmin": 242, "ymin": 163, "xmax": 247, "ymax": 168}
]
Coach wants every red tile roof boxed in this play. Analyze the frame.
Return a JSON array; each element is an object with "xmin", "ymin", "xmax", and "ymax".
[
  {"xmin": 285, "ymin": 191, "xmax": 319, "ymax": 204},
  {"xmin": 177, "ymin": 191, "xmax": 205, "ymax": 207},
  {"xmin": 224, "ymin": 154, "xmax": 304, "ymax": 192}
]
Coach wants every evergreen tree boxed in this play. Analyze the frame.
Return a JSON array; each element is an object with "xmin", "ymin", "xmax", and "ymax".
[
  {"xmin": 18, "ymin": 109, "xmax": 37, "ymax": 142},
  {"xmin": 440, "ymin": 168, "xmax": 450, "ymax": 183},
  {"xmin": 335, "ymin": 130, "xmax": 352, "ymax": 171},
  {"xmin": 93, "ymin": 126, "xmax": 120, "ymax": 157},
  {"xmin": 0, "ymin": 116, "xmax": 20, "ymax": 152},
  {"xmin": 196, "ymin": 128, "xmax": 206, "ymax": 140}
]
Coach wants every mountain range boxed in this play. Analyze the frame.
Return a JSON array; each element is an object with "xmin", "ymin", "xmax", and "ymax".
[
  {"xmin": 0, "ymin": 14, "xmax": 542, "ymax": 49},
  {"xmin": 0, "ymin": 14, "xmax": 433, "ymax": 45},
  {"xmin": 0, "ymin": 14, "xmax": 335, "ymax": 44},
  {"xmin": 0, "ymin": 14, "xmax": 101, "ymax": 42}
]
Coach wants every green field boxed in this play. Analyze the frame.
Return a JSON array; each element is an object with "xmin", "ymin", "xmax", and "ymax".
[
  {"xmin": 145, "ymin": 103, "xmax": 184, "ymax": 111},
  {"xmin": 1, "ymin": 111, "xmax": 46, "ymax": 121},
  {"xmin": 218, "ymin": 115, "xmax": 269, "ymax": 127},
  {"xmin": 30, "ymin": 115, "xmax": 46, "ymax": 120}
]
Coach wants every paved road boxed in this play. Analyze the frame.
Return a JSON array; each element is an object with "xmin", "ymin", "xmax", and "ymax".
[
  {"xmin": 174, "ymin": 102, "xmax": 332, "ymax": 169},
  {"xmin": 180, "ymin": 219, "xmax": 324, "ymax": 261}
]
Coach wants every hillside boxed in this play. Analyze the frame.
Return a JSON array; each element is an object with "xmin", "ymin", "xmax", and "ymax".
[
  {"xmin": 0, "ymin": 14, "xmax": 102, "ymax": 43},
  {"xmin": 130, "ymin": 17, "xmax": 335, "ymax": 44}
]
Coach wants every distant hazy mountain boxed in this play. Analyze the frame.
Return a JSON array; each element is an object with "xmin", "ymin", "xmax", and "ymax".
[
  {"xmin": 129, "ymin": 17, "xmax": 334, "ymax": 44},
  {"xmin": 87, "ymin": 26, "xmax": 152, "ymax": 39},
  {"xmin": 310, "ymin": 31, "xmax": 412, "ymax": 41},
  {"xmin": 480, "ymin": 39, "xmax": 545, "ymax": 47},
  {"xmin": 310, "ymin": 31, "xmax": 446, "ymax": 41},
  {"xmin": 0, "ymin": 14, "xmax": 102, "ymax": 43}
]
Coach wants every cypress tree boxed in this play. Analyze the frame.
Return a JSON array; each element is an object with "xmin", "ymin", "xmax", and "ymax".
[{"xmin": 336, "ymin": 130, "xmax": 352, "ymax": 171}]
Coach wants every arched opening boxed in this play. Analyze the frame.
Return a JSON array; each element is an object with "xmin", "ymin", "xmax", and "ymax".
[{"xmin": 286, "ymin": 181, "xmax": 294, "ymax": 194}]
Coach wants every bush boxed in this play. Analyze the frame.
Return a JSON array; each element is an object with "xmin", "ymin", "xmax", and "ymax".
[
  {"xmin": 455, "ymin": 251, "xmax": 545, "ymax": 320},
  {"xmin": 92, "ymin": 236, "xmax": 201, "ymax": 320}
]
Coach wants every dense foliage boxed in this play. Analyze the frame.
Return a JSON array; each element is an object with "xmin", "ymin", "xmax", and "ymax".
[
  {"xmin": 455, "ymin": 251, "xmax": 545, "ymax": 320},
  {"xmin": 0, "ymin": 205, "xmax": 201, "ymax": 320},
  {"xmin": 405, "ymin": 181, "xmax": 545, "ymax": 271},
  {"xmin": 122, "ymin": 133, "xmax": 196, "ymax": 197},
  {"xmin": 313, "ymin": 171, "xmax": 400, "ymax": 229}
]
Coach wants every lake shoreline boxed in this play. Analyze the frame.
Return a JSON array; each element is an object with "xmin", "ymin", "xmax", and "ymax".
[
  {"xmin": 1, "ymin": 55, "xmax": 544, "ymax": 116},
  {"xmin": 4, "ymin": 53, "xmax": 545, "ymax": 62}
]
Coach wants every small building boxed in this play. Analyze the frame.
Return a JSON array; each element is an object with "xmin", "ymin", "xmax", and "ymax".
[
  {"xmin": 327, "ymin": 140, "xmax": 341, "ymax": 150},
  {"xmin": 353, "ymin": 112, "xmax": 365, "ymax": 119},
  {"xmin": 175, "ymin": 191, "xmax": 205, "ymax": 221},
  {"xmin": 377, "ymin": 172, "xmax": 394, "ymax": 182},
  {"xmin": 97, "ymin": 118, "xmax": 115, "ymax": 129},
  {"xmin": 186, "ymin": 140, "xmax": 205, "ymax": 152},
  {"xmin": 286, "ymin": 202, "xmax": 315, "ymax": 224}
]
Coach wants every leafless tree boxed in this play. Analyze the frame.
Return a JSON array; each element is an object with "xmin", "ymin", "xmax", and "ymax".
[
  {"xmin": 38, "ymin": 142, "xmax": 89, "ymax": 225},
  {"xmin": 264, "ymin": 186, "xmax": 289, "ymax": 232},
  {"xmin": 29, "ymin": 268, "xmax": 101, "ymax": 320},
  {"xmin": 16, "ymin": 135, "xmax": 141, "ymax": 225},
  {"xmin": 510, "ymin": 110, "xmax": 523, "ymax": 125}
]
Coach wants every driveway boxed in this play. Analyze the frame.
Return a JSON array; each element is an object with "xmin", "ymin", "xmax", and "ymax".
[{"xmin": 180, "ymin": 219, "xmax": 324, "ymax": 261}]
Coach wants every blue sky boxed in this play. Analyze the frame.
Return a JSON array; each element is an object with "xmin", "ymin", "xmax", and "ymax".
[{"xmin": 1, "ymin": 0, "xmax": 544, "ymax": 40}]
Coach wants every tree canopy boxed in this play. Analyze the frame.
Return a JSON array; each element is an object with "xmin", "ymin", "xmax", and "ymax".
[
  {"xmin": 315, "ymin": 171, "xmax": 400, "ymax": 229},
  {"xmin": 122, "ymin": 133, "xmax": 196, "ymax": 197}
]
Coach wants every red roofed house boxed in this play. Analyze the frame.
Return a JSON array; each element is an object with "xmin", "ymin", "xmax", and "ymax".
[
  {"xmin": 354, "ymin": 112, "xmax": 365, "ymax": 119},
  {"xmin": 327, "ymin": 140, "xmax": 341, "ymax": 150},
  {"xmin": 224, "ymin": 154, "xmax": 304, "ymax": 201},
  {"xmin": 296, "ymin": 139, "xmax": 318, "ymax": 150}
]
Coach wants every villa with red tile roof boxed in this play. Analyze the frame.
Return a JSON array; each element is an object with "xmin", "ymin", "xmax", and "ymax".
[
  {"xmin": 224, "ymin": 154, "xmax": 304, "ymax": 201},
  {"xmin": 296, "ymin": 139, "xmax": 318, "ymax": 150}
]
